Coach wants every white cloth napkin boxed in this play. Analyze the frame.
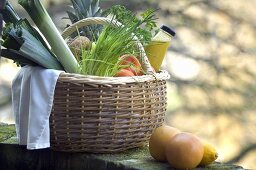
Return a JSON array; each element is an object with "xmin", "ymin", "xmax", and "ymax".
[{"xmin": 12, "ymin": 66, "xmax": 63, "ymax": 149}]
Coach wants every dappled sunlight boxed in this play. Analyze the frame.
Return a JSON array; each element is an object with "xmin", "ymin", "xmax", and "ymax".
[
  {"xmin": 160, "ymin": 0, "xmax": 256, "ymax": 168},
  {"xmin": 165, "ymin": 53, "xmax": 200, "ymax": 80}
]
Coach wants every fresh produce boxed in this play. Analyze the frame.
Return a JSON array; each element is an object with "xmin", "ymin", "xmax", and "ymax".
[
  {"xmin": 78, "ymin": 6, "xmax": 156, "ymax": 76},
  {"xmin": 149, "ymin": 125, "xmax": 219, "ymax": 169},
  {"xmin": 1, "ymin": 0, "xmax": 19, "ymax": 24},
  {"xmin": 66, "ymin": 0, "xmax": 103, "ymax": 40},
  {"xmin": 114, "ymin": 54, "xmax": 143, "ymax": 77},
  {"xmin": 0, "ymin": 1, "xmax": 159, "ymax": 77},
  {"xmin": 0, "ymin": 1, "xmax": 4, "ymax": 56},
  {"xmin": 118, "ymin": 54, "xmax": 143, "ymax": 76},
  {"xmin": 199, "ymin": 142, "xmax": 218, "ymax": 166},
  {"xmin": 2, "ymin": 23, "xmax": 63, "ymax": 70},
  {"xmin": 18, "ymin": 0, "xmax": 78, "ymax": 73},
  {"xmin": 0, "ymin": 1, "xmax": 63, "ymax": 70},
  {"xmin": 0, "ymin": 0, "xmax": 5, "ymax": 34},
  {"xmin": 114, "ymin": 69, "xmax": 135, "ymax": 77},
  {"xmin": 104, "ymin": 5, "xmax": 158, "ymax": 46},
  {"xmin": 68, "ymin": 36, "xmax": 92, "ymax": 61},
  {"xmin": 165, "ymin": 132, "xmax": 204, "ymax": 169},
  {"xmin": 1, "ymin": 49, "xmax": 38, "ymax": 66},
  {"xmin": 149, "ymin": 125, "xmax": 180, "ymax": 161}
]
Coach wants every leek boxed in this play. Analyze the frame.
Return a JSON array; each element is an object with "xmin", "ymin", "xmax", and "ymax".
[
  {"xmin": 18, "ymin": 0, "xmax": 78, "ymax": 73},
  {"xmin": 2, "ymin": 1, "xmax": 48, "ymax": 52},
  {"xmin": 0, "ymin": 0, "xmax": 6, "ymax": 57},
  {"xmin": 2, "ymin": 24, "xmax": 64, "ymax": 70},
  {"xmin": 1, "ymin": 1, "xmax": 19, "ymax": 24},
  {"xmin": 1, "ymin": 1, "xmax": 63, "ymax": 70},
  {"xmin": 1, "ymin": 49, "xmax": 38, "ymax": 66}
]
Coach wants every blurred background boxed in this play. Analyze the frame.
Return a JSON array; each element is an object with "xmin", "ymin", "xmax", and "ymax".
[{"xmin": 0, "ymin": 0, "xmax": 256, "ymax": 169}]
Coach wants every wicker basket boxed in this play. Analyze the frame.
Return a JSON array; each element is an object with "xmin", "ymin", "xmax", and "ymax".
[{"xmin": 49, "ymin": 17, "xmax": 170, "ymax": 153}]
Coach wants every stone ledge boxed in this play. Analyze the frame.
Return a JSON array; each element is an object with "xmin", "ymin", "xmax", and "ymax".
[
  {"xmin": 0, "ymin": 143, "xmax": 245, "ymax": 170},
  {"xmin": 0, "ymin": 124, "xmax": 246, "ymax": 170}
]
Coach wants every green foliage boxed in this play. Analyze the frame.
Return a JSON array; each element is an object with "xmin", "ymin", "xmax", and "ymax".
[
  {"xmin": 67, "ymin": 0, "xmax": 103, "ymax": 40},
  {"xmin": 79, "ymin": 7, "xmax": 157, "ymax": 76},
  {"xmin": 2, "ymin": 22, "xmax": 63, "ymax": 69},
  {"xmin": 19, "ymin": 0, "xmax": 78, "ymax": 73},
  {"xmin": 103, "ymin": 5, "xmax": 158, "ymax": 45}
]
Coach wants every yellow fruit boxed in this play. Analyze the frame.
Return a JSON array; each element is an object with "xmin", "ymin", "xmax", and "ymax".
[
  {"xmin": 199, "ymin": 142, "xmax": 218, "ymax": 166},
  {"xmin": 149, "ymin": 125, "xmax": 180, "ymax": 161},
  {"xmin": 165, "ymin": 132, "xmax": 204, "ymax": 169}
]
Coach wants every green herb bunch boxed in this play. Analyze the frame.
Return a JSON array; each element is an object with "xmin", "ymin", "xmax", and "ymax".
[
  {"xmin": 79, "ymin": 5, "xmax": 157, "ymax": 76},
  {"xmin": 103, "ymin": 5, "xmax": 158, "ymax": 46}
]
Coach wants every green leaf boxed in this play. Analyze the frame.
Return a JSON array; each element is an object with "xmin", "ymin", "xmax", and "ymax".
[
  {"xmin": 2, "ymin": 24, "xmax": 63, "ymax": 70},
  {"xmin": 104, "ymin": 5, "xmax": 158, "ymax": 46},
  {"xmin": 66, "ymin": 10, "xmax": 78, "ymax": 23},
  {"xmin": 1, "ymin": 49, "xmax": 38, "ymax": 66},
  {"xmin": 91, "ymin": 0, "xmax": 100, "ymax": 15},
  {"xmin": 68, "ymin": 0, "xmax": 103, "ymax": 39},
  {"xmin": 1, "ymin": 1, "xmax": 20, "ymax": 24},
  {"xmin": 19, "ymin": 0, "xmax": 78, "ymax": 73}
]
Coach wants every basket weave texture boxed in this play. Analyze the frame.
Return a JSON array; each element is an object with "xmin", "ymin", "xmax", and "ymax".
[{"xmin": 49, "ymin": 17, "xmax": 170, "ymax": 153}]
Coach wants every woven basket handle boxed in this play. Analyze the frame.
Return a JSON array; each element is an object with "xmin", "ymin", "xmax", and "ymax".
[{"xmin": 62, "ymin": 17, "xmax": 155, "ymax": 74}]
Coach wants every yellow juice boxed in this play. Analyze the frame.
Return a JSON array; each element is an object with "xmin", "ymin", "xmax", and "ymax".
[{"xmin": 145, "ymin": 41, "xmax": 170, "ymax": 72}]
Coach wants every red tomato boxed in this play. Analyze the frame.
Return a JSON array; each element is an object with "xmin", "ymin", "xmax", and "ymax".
[
  {"xmin": 114, "ymin": 69, "xmax": 135, "ymax": 77},
  {"xmin": 119, "ymin": 54, "xmax": 143, "ymax": 76}
]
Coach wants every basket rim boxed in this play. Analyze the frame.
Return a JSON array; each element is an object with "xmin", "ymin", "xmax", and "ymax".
[{"xmin": 57, "ymin": 70, "xmax": 170, "ymax": 86}]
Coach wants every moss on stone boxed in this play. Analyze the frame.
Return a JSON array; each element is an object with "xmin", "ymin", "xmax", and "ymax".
[
  {"xmin": 0, "ymin": 124, "xmax": 16, "ymax": 143},
  {"xmin": 2, "ymin": 137, "xmax": 18, "ymax": 144},
  {"xmin": 96, "ymin": 146, "xmax": 150, "ymax": 161}
]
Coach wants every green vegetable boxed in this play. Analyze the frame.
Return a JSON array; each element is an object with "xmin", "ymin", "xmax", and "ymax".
[
  {"xmin": 2, "ymin": 23, "xmax": 63, "ymax": 70},
  {"xmin": 79, "ymin": 7, "xmax": 156, "ymax": 76},
  {"xmin": 18, "ymin": 0, "xmax": 78, "ymax": 73},
  {"xmin": 1, "ymin": 1, "xmax": 19, "ymax": 24},
  {"xmin": 0, "ymin": 0, "xmax": 7, "ymax": 57},
  {"xmin": 1, "ymin": 48, "xmax": 38, "ymax": 66},
  {"xmin": 0, "ymin": 1, "xmax": 63, "ymax": 70},
  {"xmin": 103, "ymin": 5, "xmax": 158, "ymax": 46}
]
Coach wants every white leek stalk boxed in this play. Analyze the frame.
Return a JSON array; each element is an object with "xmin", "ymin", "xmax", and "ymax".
[{"xmin": 18, "ymin": 0, "xmax": 78, "ymax": 73}]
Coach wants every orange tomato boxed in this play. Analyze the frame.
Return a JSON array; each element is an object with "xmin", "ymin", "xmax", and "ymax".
[
  {"xmin": 119, "ymin": 54, "xmax": 143, "ymax": 76},
  {"xmin": 114, "ymin": 69, "xmax": 135, "ymax": 77}
]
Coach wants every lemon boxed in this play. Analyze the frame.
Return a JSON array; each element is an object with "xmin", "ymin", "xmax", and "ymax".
[{"xmin": 199, "ymin": 142, "xmax": 218, "ymax": 166}]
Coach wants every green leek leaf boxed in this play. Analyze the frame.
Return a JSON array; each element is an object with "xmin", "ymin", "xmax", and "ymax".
[
  {"xmin": 18, "ymin": 0, "xmax": 78, "ymax": 73},
  {"xmin": 2, "ymin": 24, "xmax": 64, "ymax": 70},
  {"xmin": 1, "ymin": 49, "xmax": 38, "ymax": 66}
]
